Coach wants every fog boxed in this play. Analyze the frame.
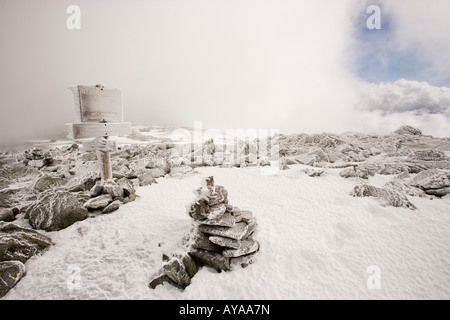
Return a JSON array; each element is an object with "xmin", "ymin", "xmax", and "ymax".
[{"xmin": 1, "ymin": 0, "xmax": 449, "ymax": 145}]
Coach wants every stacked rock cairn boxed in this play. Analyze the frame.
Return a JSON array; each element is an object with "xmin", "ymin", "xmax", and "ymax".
[{"xmin": 149, "ymin": 176, "xmax": 259, "ymax": 289}]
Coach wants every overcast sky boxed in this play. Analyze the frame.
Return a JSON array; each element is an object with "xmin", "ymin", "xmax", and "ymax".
[{"xmin": 1, "ymin": 0, "xmax": 450, "ymax": 144}]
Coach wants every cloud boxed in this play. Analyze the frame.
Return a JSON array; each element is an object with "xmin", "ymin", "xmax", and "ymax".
[{"xmin": 361, "ymin": 79, "xmax": 450, "ymax": 114}]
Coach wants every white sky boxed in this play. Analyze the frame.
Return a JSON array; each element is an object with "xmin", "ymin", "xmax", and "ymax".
[{"xmin": 1, "ymin": 0, "xmax": 449, "ymax": 144}]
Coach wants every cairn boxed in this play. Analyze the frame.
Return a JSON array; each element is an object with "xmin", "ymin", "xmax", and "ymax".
[{"xmin": 149, "ymin": 176, "xmax": 259, "ymax": 289}]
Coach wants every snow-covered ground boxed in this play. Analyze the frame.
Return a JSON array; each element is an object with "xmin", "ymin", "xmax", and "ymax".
[{"xmin": 4, "ymin": 164, "xmax": 450, "ymax": 299}]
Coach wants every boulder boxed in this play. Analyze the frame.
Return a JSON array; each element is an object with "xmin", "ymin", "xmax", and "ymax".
[
  {"xmin": 394, "ymin": 125, "xmax": 422, "ymax": 136},
  {"xmin": 0, "ymin": 260, "xmax": 26, "ymax": 298},
  {"xmin": 33, "ymin": 174, "xmax": 66, "ymax": 192},
  {"xmin": 409, "ymin": 169, "xmax": 450, "ymax": 190},
  {"xmin": 0, "ymin": 208, "xmax": 15, "ymax": 222},
  {"xmin": 424, "ymin": 187, "xmax": 450, "ymax": 197},
  {"xmin": 209, "ymin": 236, "xmax": 241, "ymax": 249},
  {"xmin": 28, "ymin": 191, "xmax": 88, "ymax": 231},
  {"xmin": 352, "ymin": 184, "xmax": 416, "ymax": 210},
  {"xmin": 0, "ymin": 222, "xmax": 53, "ymax": 262},
  {"xmin": 409, "ymin": 150, "xmax": 449, "ymax": 162},
  {"xmin": 84, "ymin": 194, "xmax": 113, "ymax": 211}
]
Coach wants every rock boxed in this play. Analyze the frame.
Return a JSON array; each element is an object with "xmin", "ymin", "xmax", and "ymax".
[
  {"xmin": 116, "ymin": 177, "xmax": 136, "ymax": 197},
  {"xmin": 198, "ymin": 222, "xmax": 250, "ymax": 240},
  {"xmin": 33, "ymin": 174, "xmax": 66, "ymax": 192},
  {"xmin": 28, "ymin": 191, "xmax": 89, "ymax": 231},
  {"xmin": 148, "ymin": 269, "xmax": 173, "ymax": 289},
  {"xmin": 102, "ymin": 200, "xmax": 121, "ymax": 214},
  {"xmin": 163, "ymin": 257, "xmax": 191, "ymax": 289},
  {"xmin": 240, "ymin": 210, "xmax": 254, "ymax": 223},
  {"xmin": 208, "ymin": 185, "xmax": 228, "ymax": 206},
  {"xmin": 394, "ymin": 125, "xmax": 422, "ymax": 136},
  {"xmin": 340, "ymin": 167, "xmax": 368, "ymax": 179},
  {"xmin": 188, "ymin": 198, "xmax": 210, "ymax": 221},
  {"xmin": 27, "ymin": 159, "xmax": 45, "ymax": 169},
  {"xmin": 207, "ymin": 203, "xmax": 227, "ymax": 219},
  {"xmin": 138, "ymin": 172, "xmax": 157, "ymax": 186},
  {"xmin": 190, "ymin": 232, "xmax": 222, "ymax": 252},
  {"xmin": 200, "ymin": 211, "xmax": 235, "ymax": 227},
  {"xmin": 409, "ymin": 150, "xmax": 449, "ymax": 162},
  {"xmin": 209, "ymin": 236, "xmax": 241, "ymax": 249},
  {"xmin": 424, "ymin": 187, "xmax": 450, "ymax": 197},
  {"xmin": 0, "ymin": 260, "xmax": 25, "ymax": 298},
  {"xmin": 189, "ymin": 249, "xmax": 231, "ymax": 271},
  {"xmin": 103, "ymin": 182, "xmax": 125, "ymax": 198},
  {"xmin": 84, "ymin": 194, "xmax": 113, "ymax": 211},
  {"xmin": 0, "ymin": 208, "xmax": 15, "ymax": 222},
  {"xmin": 409, "ymin": 169, "xmax": 450, "ymax": 190},
  {"xmin": 66, "ymin": 177, "xmax": 97, "ymax": 193},
  {"xmin": 222, "ymin": 238, "xmax": 259, "ymax": 258},
  {"xmin": 352, "ymin": 184, "xmax": 416, "ymax": 210},
  {"xmin": 303, "ymin": 168, "xmax": 325, "ymax": 177},
  {"xmin": 230, "ymin": 252, "xmax": 257, "ymax": 270},
  {"xmin": 89, "ymin": 182, "xmax": 104, "ymax": 197},
  {"xmin": 0, "ymin": 222, "xmax": 53, "ymax": 262}
]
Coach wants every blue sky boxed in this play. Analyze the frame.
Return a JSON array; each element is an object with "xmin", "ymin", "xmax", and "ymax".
[{"xmin": 354, "ymin": 2, "xmax": 449, "ymax": 88}]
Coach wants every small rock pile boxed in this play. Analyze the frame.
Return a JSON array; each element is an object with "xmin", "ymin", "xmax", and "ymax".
[
  {"xmin": 149, "ymin": 176, "xmax": 259, "ymax": 289},
  {"xmin": 84, "ymin": 178, "xmax": 137, "ymax": 214}
]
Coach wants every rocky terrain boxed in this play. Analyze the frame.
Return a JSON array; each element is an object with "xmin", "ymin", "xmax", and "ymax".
[{"xmin": 0, "ymin": 125, "xmax": 449, "ymax": 297}]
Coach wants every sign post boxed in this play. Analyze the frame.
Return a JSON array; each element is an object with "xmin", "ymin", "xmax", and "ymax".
[{"xmin": 67, "ymin": 84, "xmax": 132, "ymax": 181}]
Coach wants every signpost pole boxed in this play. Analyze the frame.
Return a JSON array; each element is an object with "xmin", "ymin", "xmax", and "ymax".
[{"xmin": 99, "ymin": 136, "xmax": 113, "ymax": 181}]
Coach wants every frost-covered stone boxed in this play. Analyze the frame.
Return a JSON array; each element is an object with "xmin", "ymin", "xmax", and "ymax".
[
  {"xmin": 28, "ymin": 191, "xmax": 88, "ymax": 231},
  {"xmin": 352, "ymin": 184, "xmax": 416, "ymax": 210},
  {"xmin": 0, "ymin": 208, "xmax": 15, "ymax": 222},
  {"xmin": 84, "ymin": 194, "xmax": 113, "ymax": 211},
  {"xmin": 200, "ymin": 210, "xmax": 235, "ymax": 227},
  {"xmin": 102, "ymin": 200, "xmax": 121, "ymax": 214},
  {"xmin": 198, "ymin": 222, "xmax": 250, "ymax": 240},
  {"xmin": 33, "ymin": 174, "xmax": 66, "ymax": 192},
  {"xmin": 394, "ymin": 125, "xmax": 422, "ymax": 136},
  {"xmin": 189, "ymin": 249, "xmax": 231, "ymax": 271},
  {"xmin": 0, "ymin": 260, "xmax": 25, "ymax": 298},
  {"xmin": 409, "ymin": 150, "xmax": 449, "ymax": 162},
  {"xmin": 409, "ymin": 169, "xmax": 450, "ymax": 190},
  {"xmin": 209, "ymin": 236, "xmax": 241, "ymax": 249},
  {"xmin": 0, "ymin": 222, "xmax": 53, "ymax": 262},
  {"xmin": 222, "ymin": 238, "xmax": 259, "ymax": 258}
]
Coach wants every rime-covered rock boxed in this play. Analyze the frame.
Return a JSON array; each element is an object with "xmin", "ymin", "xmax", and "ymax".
[
  {"xmin": 102, "ymin": 200, "xmax": 121, "ymax": 214},
  {"xmin": 33, "ymin": 174, "xmax": 66, "ymax": 192},
  {"xmin": 189, "ymin": 249, "xmax": 231, "ymax": 271},
  {"xmin": 394, "ymin": 125, "xmax": 422, "ymax": 136},
  {"xmin": 352, "ymin": 184, "xmax": 416, "ymax": 210},
  {"xmin": 0, "ymin": 222, "xmax": 53, "ymax": 262},
  {"xmin": 0, "ymin": 260, "xmax": 25, "ymax": 298},
  {"xmin": 222, "ymin": 238, "xmax": 259, "ymax": 258},
  {"xmin": 28, "ymin": 191, "xmax": 88, "ymax": 231},
  {"xmin": 409, "ymin": 149, "xmax": 449, "ymax": 162},
  {"xmin": 0, "ymin": 208, "xmax": 15, "ymax": 222},
  {"xmin": 84, "ymin": 194, "xmax": 113, "ymax": 211},
  {"xmin": 409, "ymin": 169, "xmax": 450, "ymax": 190}
]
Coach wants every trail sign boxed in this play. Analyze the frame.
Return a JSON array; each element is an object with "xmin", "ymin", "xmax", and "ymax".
[{"xmin": 67, "ymin": 84, "xmax": 132, "ymax": 180}]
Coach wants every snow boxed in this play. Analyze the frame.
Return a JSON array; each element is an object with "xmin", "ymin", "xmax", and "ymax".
[{"xmin": 3, "ymin": 165, "xmax": 450, "ymax": 300}]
